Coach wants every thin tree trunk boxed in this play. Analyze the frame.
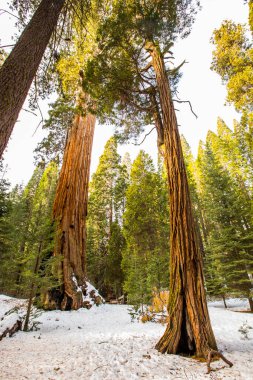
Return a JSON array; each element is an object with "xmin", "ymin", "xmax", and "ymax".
[
  {"xmin": 222, "ymin": 295, "xmax": 227, "ymax": 309},
  {"xmin": 23, "ymin": 242, "xmax": 42, "ymax": 332},
  {"xmin": 248, "ymin": 297, "xmax": 253, "ymax": 312},
  {"xmin": 15, "ymin": 241, "xmax": 26, "ymax": 289},
  {"xmin": 0, "ymin": 0, "xmax": 65, "ymax": 158},
  {"xmin": 52, "ymin": 94, "xmax": 95, "ymax": 310},
  {"xmin": 146, "ymin": 41, "xmax": 217, "ymax": 358}
]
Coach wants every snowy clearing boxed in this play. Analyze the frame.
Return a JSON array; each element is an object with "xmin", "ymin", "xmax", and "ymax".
[{"xmin": 0, "ymin": 295, "xmax": 253, "ymax": 380}]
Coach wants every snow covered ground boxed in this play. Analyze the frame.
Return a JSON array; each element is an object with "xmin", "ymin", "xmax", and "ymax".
[{"xmin": 0, "ymin": 295, "xmax": 253, "ymax": 380}]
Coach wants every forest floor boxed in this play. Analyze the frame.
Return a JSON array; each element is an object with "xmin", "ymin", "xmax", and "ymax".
[{"xmin": 0, "ymin": 295, "xmax": 253, "ymax": 380}]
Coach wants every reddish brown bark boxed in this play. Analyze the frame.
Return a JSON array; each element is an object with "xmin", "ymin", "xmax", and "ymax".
[
  {"xmin": 0, "ymin": 0, "xmax": 65, "ymax": 158},
  {"xmin": 146, "ymin": 41, "xmax": 217, "ymax": 358},
  {"xmin": 52, "ymin": 95, "xmax": 95, "ymax": 310}
]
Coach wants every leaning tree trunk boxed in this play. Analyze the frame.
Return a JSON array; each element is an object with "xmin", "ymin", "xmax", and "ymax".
[
  {"xmin": 0, "ymin": 0, "xmax": 65, "ymax": 158},
  {"xmin": 52, "ymin": 95, "xmax": 95, "ymax": 310},
  {"xmin": 146, "ymin": 41, "xmax": 217, "ymax": 358}
]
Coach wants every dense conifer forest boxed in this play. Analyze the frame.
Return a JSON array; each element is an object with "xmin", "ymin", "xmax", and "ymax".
[{"xmin": 0, "ymin": 0, "xmax": 252, "ymax": 378}]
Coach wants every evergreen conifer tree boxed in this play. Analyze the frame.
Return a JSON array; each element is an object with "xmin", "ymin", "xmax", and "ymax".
[
  {"xmin": 122, "ymin": 151, "xmax": 169, "ymax": 308},
  {"xmin": 87, "ymin": 137, "xmax": 127, "ymax": 299},
  {"xmin": 0, "ymin": 160, "xmax": 12, "ymax": 291},
  {"xmin": 197, "ymin": 136, "xmax": 253, "ymax": 310},
  {"xmin": 0, "ymin": 162, "xmax": 61, "ymax": 320}
]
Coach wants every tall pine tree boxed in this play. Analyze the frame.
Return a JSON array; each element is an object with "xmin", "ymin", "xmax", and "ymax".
[
  {"xmin": 122, "ymin": 151, "xmax": 169, "ymax": 308},
  {"xmin": 87, "ymin": 137, "xmax": 127, "ymax": 299}
]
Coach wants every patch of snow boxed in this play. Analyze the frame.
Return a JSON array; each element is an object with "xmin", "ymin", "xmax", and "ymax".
[
  {"xmin": 0, "ymin": 296, "xmax": 26, "ymax": 336},
  {"xmin": 208, "ymin": 298, "xmax": 250, "ymax": 311},
  {"xmin": 0, "ymin": 296, "xmax": 252, "ymax": 379},
  {"xmin": 84, "ymin": 281, "xmax": 105, "ymax": 305},
  {"xmin": 72, "ymin": 275, "xmax": 104, "ymax": 306}
]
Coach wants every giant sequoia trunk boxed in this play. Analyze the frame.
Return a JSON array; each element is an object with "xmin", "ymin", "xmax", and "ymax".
[
  {"xmin": 0, "ymin": 0, "xmax": 65, "ymax": 158},
  {"xmin": 52, "ymin": 98, "xmax": 95, "ymax": 310},
  {"xmin": 146, "ymin": 41, "xmax": 217, "ymax": 358}
]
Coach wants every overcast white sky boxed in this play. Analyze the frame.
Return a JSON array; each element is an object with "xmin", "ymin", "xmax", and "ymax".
[{"xmin": 0, "ymin": 0, "xmax": 249, "ymax": 186}]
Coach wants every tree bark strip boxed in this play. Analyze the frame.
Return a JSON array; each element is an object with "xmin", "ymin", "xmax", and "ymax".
[
  {"xmin": 53, "ymin": 94, "xmax": 95, "ymax": 310},
  {"xmin": 0, "ymin": 0, "xmax": 65, "ymax": 158},
  {"xmin": 146, "ymin": 41, "xmax": 217, "ymax": 358}
]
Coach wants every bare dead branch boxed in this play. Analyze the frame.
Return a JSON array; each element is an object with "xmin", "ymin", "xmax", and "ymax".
[
  {"xmin": 172, "ymin": 99, "xmax": 198, "ymax": 119},
  {"xmin": 140, "ymin": 61, "xmax": 153, "ymax": 72},
  {"xmin": 164, "ymin": 53, "xmax": 174, "ymax": 59},
  {"xmin": 0, "ymin": 44, "xmax": 15, "ymax": 49},
  {"xmin": 133, "ymin": 126, "xmax": 156, "ymax": 146},
  {"xmin": 168, "ymin": 60, "xmax": 186, "ymax": 76},
  {"xmin": 0, "ymin": 9, "xmax": 22, "ymax": 21},
  {"xmin": 140, "ymin": 71, "xmax": 156, "ymax": 82},
  {"xmin": 22, "ymin": 108, "xmax": 37, "ymax": 117},
  {"xmin": 32, "ymin": 120, "xmax": 43, "ymax": 137},
  {"xmin": 32, "ymin": 75, "xmax": 44, "ymax": 137}
]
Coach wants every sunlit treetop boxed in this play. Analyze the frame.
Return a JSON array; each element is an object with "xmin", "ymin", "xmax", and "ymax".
[
  {"xmin": 249, "ymin": 0, "xmax": 253, "ymax": 32},
  {"xmin": 211, "ymin": 15, "xmax": 253, "ymax": 112}
]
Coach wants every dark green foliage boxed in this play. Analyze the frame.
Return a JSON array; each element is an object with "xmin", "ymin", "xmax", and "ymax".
[
  {"xmin": 34, "ymin": 96, "xmax": 75, "ymax": 165},
  {"xmin": 87, "ymin": 141, "xmax": 169, "ymax": 306},
  {"xmin": 86, "ymin": 137, "xmax": 127, "ymax": 299},
  {"xmin": 74, "ymin": 0, "xmax": 200, "ymax": 143},
  {"xmin": 106, "ymin": 222, "xmax": 126, "ymax": 298},
  {"xmin": 19, "ymin": 162, "xmax": 61, "ymax": 301},
  {"xmin": 122, "ymin": 151, "xmax": 169, "ymax": 308},
  {"xmin": 196, "ymin": 128, "xmax": 253, "ymax": 303},
  {"xmin": 0, "ymin": 163, "xmax": 61, "ymax": 300},
  {"xmin": 180, "ymin": 127, "xmax": 253, "ymax": 307},
  {"xmin": 0, "ymin": 161, "xmax": 12, "ymax": 288}
]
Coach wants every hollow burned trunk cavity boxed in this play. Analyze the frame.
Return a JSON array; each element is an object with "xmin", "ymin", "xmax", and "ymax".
[{"xmin": 146, "ymin": 41, "xmax": 217, "ymax": 358}]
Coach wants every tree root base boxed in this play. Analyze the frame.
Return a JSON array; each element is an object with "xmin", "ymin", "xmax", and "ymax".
[{"xmin": 207, "ymin": 350, "xmax": 233, "ymax": 374}]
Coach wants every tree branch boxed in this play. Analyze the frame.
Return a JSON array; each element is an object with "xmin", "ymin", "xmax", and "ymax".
[
  {"xmin": 172, "ymin": 99, "xmax": 198, "ymax": 119},
  {"xmin": 162, "ymin": 41, "xmax": 174, "ymax": 56},
  {"xmin": 0, "ymin": 44, "xmax": 15, "ymax": 49},
  {"xmin": 140, "ymin": 61, "xmax": 153, "ymax": 72},
  {"xmin": 168, "ymin": 60, "xmax": 186, "ymax": 75},
  {"xmin": 22, "ymin": 108, "xmax": 37, "ymax": 117},
  {"xmin": 32, "ymin": 75, "xmax": 44, "ymax": 137},
  {"xmin": 133, "ymin": 126, "xmax": 156, "ymax": 146},
  {"xmin": 0, "ymin": 9, "xmax": 22, "ymax": 21}
]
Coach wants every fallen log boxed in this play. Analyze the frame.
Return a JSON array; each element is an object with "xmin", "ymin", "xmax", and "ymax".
[{"xmin": 0, "ymin": 319, "xmax": 22, "ymax": 341}]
